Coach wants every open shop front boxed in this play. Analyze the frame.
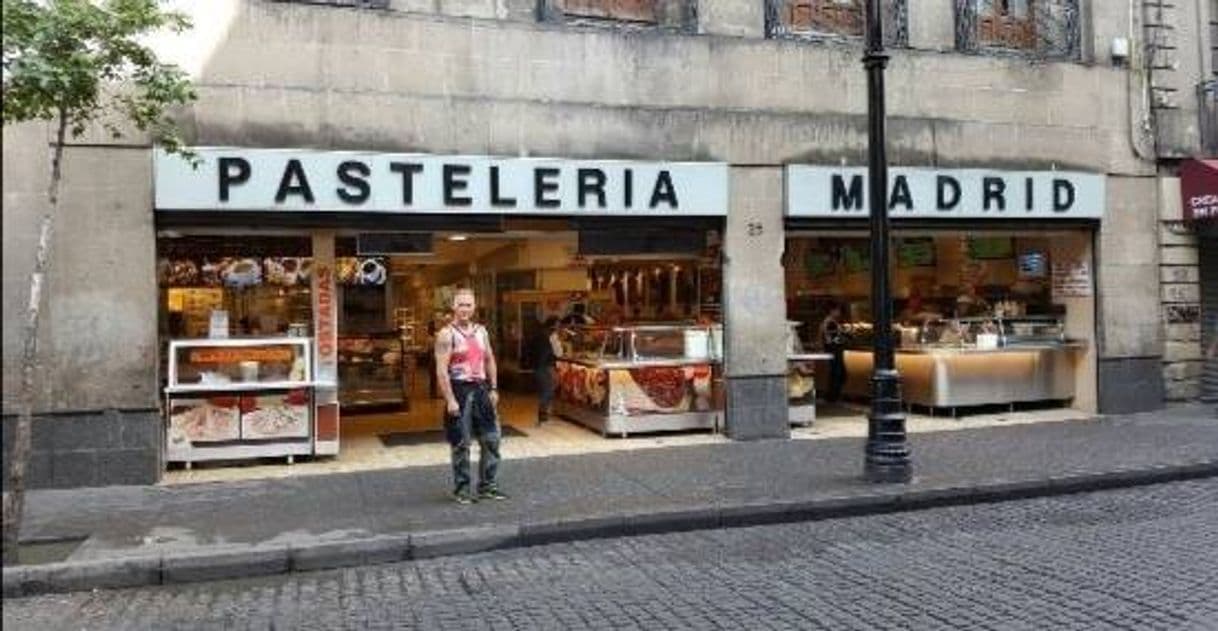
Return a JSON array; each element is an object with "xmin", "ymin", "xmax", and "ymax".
[
  {"xmin": 154, "ymin": 148, "xmax": 729, "ymax": 472},
  {"xmin": 783, "ymin": 166, "xmax": 1103, "ymax": 417}
]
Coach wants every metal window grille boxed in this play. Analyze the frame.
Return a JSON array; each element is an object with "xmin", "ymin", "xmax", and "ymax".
[
  {"xmin": 270, "ymin": 0, "xmax": 390, "ymax": 8},
  {"xmin": 1202, "ymin": 81, "xmax": 1218, "ymax": 155},
  {"xmin": 539, "ymin": 0, "xmax": 695, "ymax": 31},
  {"xmin": 955, "ymin": 0, "xmax": 1079, "ymax": 60},
  {"xmin": 766, "ymin": 0, "xmax": 908, "ymax": 46},
  {"xmin": 557, "ymin": 0, "xmax": 659, "ymax": 23}
]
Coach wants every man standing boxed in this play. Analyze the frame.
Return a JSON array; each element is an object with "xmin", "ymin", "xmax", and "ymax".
[{"xmin": 435, "ymin": 288, "xmax": 507, "ymax": 504}]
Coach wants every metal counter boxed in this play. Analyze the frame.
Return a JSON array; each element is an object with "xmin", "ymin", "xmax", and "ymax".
[{"xmin": 842, "ymin": 343, "xmax": 1086, "ymax": 410}]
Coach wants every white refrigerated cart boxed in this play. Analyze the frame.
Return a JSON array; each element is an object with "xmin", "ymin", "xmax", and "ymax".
[{"xmin": 164, "ymin": 337, "xmax": 328, "ymax": 467}]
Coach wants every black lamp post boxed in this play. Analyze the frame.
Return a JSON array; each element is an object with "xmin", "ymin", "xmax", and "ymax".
[{"xmin": 862, "ymin": 0, "xmax": 912, "ymax": 483}]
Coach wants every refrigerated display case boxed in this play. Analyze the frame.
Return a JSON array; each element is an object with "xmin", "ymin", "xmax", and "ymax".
[
  {"xmin": 843, "ymin": 315, "xmax": 1086, "ymax": 412},
  {"xmin": 786, "ymin": 321, "xmax": 830, "ymax": 426},
  {"xmin": 553, "ymin": 324, "xmax": 723, "ymax": 436},
  {"xmin": 337, "ymin": 333, "xmax": 408, "ymax": 410},
  {"xmin": 164, "ymin": 337, "xmax": 319, "ymax": 466}
]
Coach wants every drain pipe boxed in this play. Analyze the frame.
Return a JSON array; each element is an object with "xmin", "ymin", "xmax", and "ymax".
[{"xmin": 1128, "ymin": 0, "xmax": 1156, "ymax": 161}]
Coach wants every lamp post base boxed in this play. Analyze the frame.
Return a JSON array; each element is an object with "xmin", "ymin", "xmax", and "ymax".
[{"xmin": 864, "ymin": 367, "xmax": 912, "ymax": 483}]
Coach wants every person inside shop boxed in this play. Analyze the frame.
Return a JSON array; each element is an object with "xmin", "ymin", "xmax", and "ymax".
[
  {"xmin": 818, "ymin": 303, "xmax": 847, "ymax": 403},
  {"xmin": 435, "ymin": 288, "xmax": 507, "ymax": 505},
  {"xmin": 533, "ymin": 316, "xmax": 563, "ymax": 425},
  {"xmin": 955, "ymin": 284, "xmax": 991, "ymax": 318},
  {"xmin": 560, "ymin": 303, "xmax": 595, "ymax": 327}
]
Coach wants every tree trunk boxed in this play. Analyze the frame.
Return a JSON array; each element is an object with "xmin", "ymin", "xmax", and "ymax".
[{"xmin": 2, "ymin": 112, "xmax": 67, "ymax": 564}]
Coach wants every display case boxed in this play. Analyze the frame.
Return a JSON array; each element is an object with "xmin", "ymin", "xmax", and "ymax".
[
  {"xmin": 164, "ymin": 337, "xmax": 319, "ymax": 466},
  {"xmin": 786, "ymin": 321, "xmax": 830, "ymax": 426},
  {"xmin": 553, "ymin": 324, "xmax": 723, "ymax": 436},
  {"xmin": 337, "ymin": 333, "xmax": 408, "ymax": 410},
  {"xmin": 843, "ymin": 315, "xmax": 1087, "ymax": 412}
]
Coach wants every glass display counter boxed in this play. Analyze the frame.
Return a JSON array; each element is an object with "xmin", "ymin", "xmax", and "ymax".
[
  {"xmin": 786, "ymin": 321, "xmax": 830, "ymax": 426},
  {"xmin": 164, "ymin": 337, "xmax": 321, "ymax": 466},
  {"xmin": 337, "ymin": 333, "xmax": 408, "ymax": 410},
  {"xmin": 553, "ymin": 324, "xmax": 723, "ymax": 436},
  {"xmin": 843, "ymin": 316, "xmax": 1086, "ymax": 412}
]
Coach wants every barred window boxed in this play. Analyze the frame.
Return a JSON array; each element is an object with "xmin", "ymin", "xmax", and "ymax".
[
  {"xmin": 559, "ymin": 0, "xmax": 658, "ymax": 23},
  {"xmin": 766, "ymin": 0, "xmax": 907, "ymax": 47},
  {"xmin": 956, "ymin": 0, "xmax": 1079, "ymax": 59},
  {"xmin": 541, "ymin": 0, "xmax": 694, "ymax": 30}
]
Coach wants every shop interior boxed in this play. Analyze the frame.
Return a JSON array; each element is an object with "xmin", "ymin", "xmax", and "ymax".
[
  {"xmin": 784, "ymin": 230, "xmax": 1097, "ymax": 415},
  {"xmin": 156, "ymin": 223, "xmax": 724, "ymax": 469}
]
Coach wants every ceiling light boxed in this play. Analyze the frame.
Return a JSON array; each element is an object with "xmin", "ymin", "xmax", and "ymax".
[{"xmin": 448, "ymin": 234, "xmax": 468, "ymax": 241}]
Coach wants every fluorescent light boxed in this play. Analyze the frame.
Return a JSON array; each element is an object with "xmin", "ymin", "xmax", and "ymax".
[{"xmin": 448, "ymin": 234, "xmax": 468, "ymax": 241}]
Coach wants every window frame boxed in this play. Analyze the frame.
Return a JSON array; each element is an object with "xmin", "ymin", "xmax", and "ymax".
[
  {"xmin": 954, "ymin": 0, "xmax": 1081, "ymax": 60},
  {"xmin": 764, "ymin": 0, "xmax": 909, "ymax": 48},
  {"xmin": 538, "ymin": 0, "xmax": 696, "ymax": 32}
]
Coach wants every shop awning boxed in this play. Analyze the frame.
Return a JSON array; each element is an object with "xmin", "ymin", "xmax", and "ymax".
[{"xmin": 1181, "ymin": 158, "xmax": 1218, "ymax": 222}]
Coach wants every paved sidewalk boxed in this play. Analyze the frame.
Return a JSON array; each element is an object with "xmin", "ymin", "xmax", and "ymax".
[{"xmin": 4, "ymin": 404, "xmax": 1216, "ymax": 597}]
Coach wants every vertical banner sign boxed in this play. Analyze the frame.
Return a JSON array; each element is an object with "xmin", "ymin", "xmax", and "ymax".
[{"xmin": 312, "ymin": 231, "xmax": 340, "ymax": 455}]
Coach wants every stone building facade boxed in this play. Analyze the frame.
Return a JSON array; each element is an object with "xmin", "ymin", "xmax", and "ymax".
[
  {"xmin": 1147, "ymin": 0, "xmax": 1217, "ymax": 402},
  {"xmin": 2, "ymin": 0, "xmax": 1175, "ymax": 488}
]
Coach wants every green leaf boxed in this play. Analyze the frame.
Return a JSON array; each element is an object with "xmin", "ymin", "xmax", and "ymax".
[{"xmin": 2, "ymin": 0, "xmax": 196, "ymax": 153}]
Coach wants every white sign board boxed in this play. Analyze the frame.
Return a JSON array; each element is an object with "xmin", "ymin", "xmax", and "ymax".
[
  {"xmin": 1052, "ymin": 261, "xmax": 1093, "ymax": 298},
  {"xmin": 786, "ymin": 166, "xmax": 1105, "ymax": 219},
  {"xmin": 155, "ymin": 148, "xmax": 729, "ymax": 216}
]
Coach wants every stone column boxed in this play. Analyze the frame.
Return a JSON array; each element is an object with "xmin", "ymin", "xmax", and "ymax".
[
  {"xmin": 1158, "ymin": 176, "xmax": 1204, "ymax": 401},
  {"xmin": 722, "ymin": 166, "xmax": 789, "ymax": 440}
]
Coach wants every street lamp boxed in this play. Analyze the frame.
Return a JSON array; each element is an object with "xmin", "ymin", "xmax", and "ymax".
[{"xmin": 862, "ymin": 0, "xmax": 912, "ymax": 483}]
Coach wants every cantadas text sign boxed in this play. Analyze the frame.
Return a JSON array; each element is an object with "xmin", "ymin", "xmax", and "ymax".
[
  {"xmin": 155, "ymin": 148, "xmax": 729, "ymax": 216},
  {"xmin": 786, "ymin": 167, "xmax": 1105, "ymax": 219}
]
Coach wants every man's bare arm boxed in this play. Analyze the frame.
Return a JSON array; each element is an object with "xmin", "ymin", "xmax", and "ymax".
[
  {"xmin": 434, "ymin": 328, "xmax": 457, "ymax": 409},
  {"xmin": 484, "ymin": 332, "xmax": 498, "ymax": 390}
]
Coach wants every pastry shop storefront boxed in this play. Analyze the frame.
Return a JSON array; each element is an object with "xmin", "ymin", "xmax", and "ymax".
[
  {"xmin": 782, "ymin": 166, "xmax": 1104, "ymax": 417},
  {"xmin": 153, "ymin": 147, "xmax": 731, "ymax": 470}
]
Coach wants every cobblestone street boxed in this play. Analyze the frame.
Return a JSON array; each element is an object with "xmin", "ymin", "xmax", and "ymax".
[{"xmin": 6, "ymin": 479, "xmax": 1218, "ymax": 630}]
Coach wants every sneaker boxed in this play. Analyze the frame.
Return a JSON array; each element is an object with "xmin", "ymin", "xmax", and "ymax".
[
  {"xmin": 453, "ymin": 490, "xmax": 477, "ymax": 505},
  {"xmin": 477, "ymin": 488, "xmax": 509, "ymax": 501}
]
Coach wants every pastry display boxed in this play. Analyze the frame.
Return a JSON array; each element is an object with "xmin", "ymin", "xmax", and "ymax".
[
  {"xmin": 240, "ymin": 390, "xmax": 309, "ymax": 439},
  {"xmin": 168, "ymin": 398, "xmax": 240, "ymax": 444}
]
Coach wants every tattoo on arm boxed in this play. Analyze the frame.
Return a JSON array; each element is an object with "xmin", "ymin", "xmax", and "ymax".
[{"xmin": 434, "ymin": 329, "xmax": 455, "ymax": 403}]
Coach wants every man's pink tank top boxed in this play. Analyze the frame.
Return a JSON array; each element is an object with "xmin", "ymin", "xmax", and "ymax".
[{"xmin": 447, "ymin": 324, "xmax": 487, "ymax": 382}]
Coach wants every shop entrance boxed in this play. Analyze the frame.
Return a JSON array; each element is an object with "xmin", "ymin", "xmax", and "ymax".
[
  {"xmin": 782, "ymin": 228, "xmax": 1098, "ymax": 419},
  {"xmin": 155, "ymin": 221, "xmax": 726, "ymax": 481}
]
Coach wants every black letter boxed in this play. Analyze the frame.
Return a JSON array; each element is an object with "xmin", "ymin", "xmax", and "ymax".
[
  {"xmin": 336, "ymin": 160, "xmax": 371, "ymax": 204},
  {"xmin": 490, "ymin": 166, "xmax": 517, "ymax": 207},
  {"xmin": 578, "ymin": 169, "xmax": 607, "ymax": 208},
  {"xmin": 888, "ymin": 175, "xmax": 913, "ymax": 211},
  {"xmin": 274, "ymin": 159, "xmax": 314, "ymax": 204},
  {"xmin": 624, "ymin": 169, "xmax": 634, "ymax": 207},
  {"xmin": 982, "ymin": 176, "xmax": 1006, "ymax": 211},
  {"xmin": 1052, "ymin": 179, "xmax": 1075, "ymax": 212},
  {"xmin": 1025, "ymin": 178, "xmax": 1035, "ymax": 211},
  {"xmin": 443, "ymin": 164, "xmax": 472, "ymax": 206},
  {"xmin": 648, "ymin": 171, "xmax": 679, "ymax": 209},
  {"xmin": 535, "ymin": 168, "xmax": 561, "ymax": 208},
  {"xmin": 218, "ymin": 157, "xmax": 250, "ymax": 202},
  {"xmin": 831, "ymin": 175, "xmax": 865, "ymax": 211},
  {"xmin": 389, "ymin": 162, "xmax": 424, "ymax": 205},
  {"xmin": 936, "ymin": 175, "xmax": 961, "ymax": 210}
]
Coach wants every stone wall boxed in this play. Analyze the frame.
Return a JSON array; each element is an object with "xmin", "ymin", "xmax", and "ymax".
[{"xmin": 1158, "ymin": 175, "xmax": 1205, "ymax": 401}]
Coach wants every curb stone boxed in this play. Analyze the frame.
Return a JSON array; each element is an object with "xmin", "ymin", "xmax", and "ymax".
[
  {"xmin": 4, "ymin": 459, "xmax": 1217, "ymax": 598},
  {"xmin": 161, "ymin": 544, "xmax": 290, "ymax": 585},
  {"xmin": 409, "ymin": 525, "xmax": 519, "ymax": 560},
  {"xmin": 289, "ymin": 534, "xmax": 412, "ymax": 572}
]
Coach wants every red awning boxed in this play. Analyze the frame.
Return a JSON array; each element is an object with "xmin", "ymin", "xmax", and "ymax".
[{"xmin": 1181, "ymin": 158, "xmax": 1218, "ymax": 222}]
